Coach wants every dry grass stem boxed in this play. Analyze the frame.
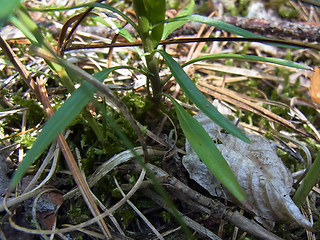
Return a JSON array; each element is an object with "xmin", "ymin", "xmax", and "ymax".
[
  {"xmin": 197, "ymin": 80, "xmax": 315, "ymax": 139},
  {"xmin": 114, "ymin": 177, "xmax": 164, "ymax": 240}
]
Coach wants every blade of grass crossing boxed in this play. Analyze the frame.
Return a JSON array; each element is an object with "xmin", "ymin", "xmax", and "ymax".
[
  {"xmin": 162, "ymin": 0, "xmax": 195, "ymax": 39},
  {"xmin": 159, "ymin": 50, "xmax": 249, "ymax": 143},
  {"xmin": 293, "ymin": 152, "xmax": 320, "ymax": 207},
  {"xmin": 165, "ymin": 94, "xmax": 247, "ymax": 203},
  {"xmin": 12, "ymin": 5, "xmax": 51, "ymax": 50},
  {"xmin": 10, "ymin": 68, "xmax": 115, "ymax": 187},
  {"xmin": 92, "ymin": 15, "xmax": 135, "ymax": 42},
  {"xmin": 183, "ymin": 54, "xmax": 312, "ymax": 70},
  {"xmin": 9, "ymin": 15, "xmax": 38, "ymax": 45},
  {"xmin": 0, "ymin": 0, "xmax": 20, "ymax": 27},
  {"xmin": 165, "ymin": 14, "xmax": 261, "ymax": 38},
  {"xmin": 164, "ymin": 14, "xmax": 299, "ymax": 49}
]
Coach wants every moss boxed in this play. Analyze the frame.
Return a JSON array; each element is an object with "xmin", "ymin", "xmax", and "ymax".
[
  {"xmin": 14, "ymin": 132, "xmax": 37, "ymax": 149},
  {"xmin": 116, "ymin": 205, "xmax": 137, "ymax": 229},
  {"xmin": 12, "ymin": 96, "xmax": 45, "ymax": 127},
  {"xmin": 229, "ymin": 0, "xmax": 250, "ymax": 16},
  {"xmin": 278, "ymin": 4, "xmax": 298, "ymax": 18},
  {"xmin": 67, "ymin": 206, "xmax": 90, "ymax": 225},
  {"xmin": 121, "ymin": 91, "xmax": 150, "ymax": 121},
  {"xmin": 160, "ymin": 210, "xmax": 172, "ymax": 222}
]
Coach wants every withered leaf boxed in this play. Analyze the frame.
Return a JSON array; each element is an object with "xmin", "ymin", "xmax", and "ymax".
[{"xmin": 182, "ymin": 104, "xmax": 313, "ymax": 231}]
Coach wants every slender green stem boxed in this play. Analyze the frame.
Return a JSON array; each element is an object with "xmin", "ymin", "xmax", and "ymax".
[
  {"xmin": 140, "ymin": 35, "xmax": 163, "ymax": 102},
  {"xmin": 132, "ymin": 0, "xmax": 163, "ymax": 103},
  {"xmin": 145, "ymin": 53, "xmax": 162, "ymax": 102},
  {"xmin": 293, "ymin": 152, "xmax": 320, "ymax": 207}
]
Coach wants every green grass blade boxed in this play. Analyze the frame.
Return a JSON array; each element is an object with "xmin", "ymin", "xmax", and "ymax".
[
  {"xmin": 12, "ymin": 5, "xmax": 47, "ymax": 47},
  {"xmin": 165, "ymin": 14, "xmax": 261, "ymax": 38},
  {"xmin": 92, "ymin": 15, "xmax": 135, "ymax": 42},
  {"xmin": 165, "ymin": 94, "xmax": 247, "ymax": 203},
  {"xmin": 164, "ymin": 14, "xmax": 301, "ymax": 49},
  {"xmin": 11, "ymin": 5, "xmax": 77, "ymax": 91},
  {"xmin": 27, "ymin": 2, "xmax": 138, "ymax": 31},
  {"xmin": 162, "ymin": 0, "xmax": 195, "ymax": 40},
  {"xmin": 91, "ymin": 15, "xmax": 147, "ymax": 63},
  {"xmin": 182, "ymin": 54, "xmax": 312, "ymax": 70},
  {"xmin": 159, "ymin": 50, "xmax": 249, "ymax": 143},
  {"xmin": 144, "ymin": 0, "xmax": 166, "ymax": 47},
  {"xmin": 293, "ymin": 152, "xmax": 320, "ymax": 207},
  {"xmin": 10, "ymin": 4, "xmax": 55, "ymax": 57},
  {"xmin": 0, "ymin": 0, "xmax": 20, "ymax": 27},
  {"xmin": 9, "ymin": 15, "xmax": 38, "ymax": 45},
  {"xmin": 90, "ymin": 2, "xmax": 138, "ymax": 32},
  {"xmin": 10, "ymin": 68, "xmax": 115, "ymax": 188}
]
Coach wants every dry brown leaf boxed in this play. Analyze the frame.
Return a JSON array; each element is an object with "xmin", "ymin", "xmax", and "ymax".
[{"xmin": 310, "ymin": 67, "xmax": 320, "ymax": 105}]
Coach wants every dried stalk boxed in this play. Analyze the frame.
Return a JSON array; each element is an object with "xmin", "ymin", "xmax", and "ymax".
[{"xmin": 197, "ymin": 80, "xmax": 316, "ymax": 140}]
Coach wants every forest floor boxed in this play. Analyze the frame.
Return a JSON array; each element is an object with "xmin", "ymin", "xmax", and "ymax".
[{"xmin": 1, "ymin": 0, "xmax": 320, "ymax": 239}]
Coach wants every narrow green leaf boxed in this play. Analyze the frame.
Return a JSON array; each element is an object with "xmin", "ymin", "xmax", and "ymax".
[
  {"xmin": 13, "ymin": 5, "xmax": 46, "ymax": 46},
  {"xmin": 165, "ymin": 14, "xmax": 261, "ymax": 38},
  {"xmin": 293, "ymin": 152, "xmax": 320, "ymax": 207},
  {"xmin": 92, "ymin": 15, "xmax": 147, "ymax": 63},
  {"xmin": 132, "ymin": 0, "xmax": 153, "ymax": 47},
  {"xmin": 10, "ymin": 68, "xmax": 114, "ymax": 188},
  {"xmin": 165, "ymin": 94, "xmax": 247, "ymax": 203},
  {"xmin": 11, "ymin": 5, "xmax": 76, "ymax": 91},
  {"xmin": 10, "ymin": 4, "xmax": 53, "ymax": 54},
  {"xmin": 28, "ymin": 2, "xmax": 138, "ymax": 31},
  {"xmin": 91, "ymin": 2, "xmax": 139, "ymax": 31},
  {"xmin": 9, "ymin": 15, "xmax": 38, "ymax": 45},
  {"xmin": 164, "ymin": 14, "xmax": 300, "ymax": 49},
  {"xmin": 160, "ymin": 50, "xmax": 249, "ymax": 143},
  {"xmin": 145, "ymin": 0, "xmax": 165, "ymax": 46},
  {"xmin": 183, "ymin": 54, "xmax": 312, "ymax": 70},
  {"xmin": 162, "ymin": 0, "xmax": 195, "ymax": 39},
  {"xmin": 92, "ymin": 15, "xmax": 135, "ymax": 42},
  {"xmin": 133, "ymin": 0, "xmax": 165, "ymax": 48},
  {"xmin": 0, "ymin": 0, "xmax": 20, "ymax": 27}
]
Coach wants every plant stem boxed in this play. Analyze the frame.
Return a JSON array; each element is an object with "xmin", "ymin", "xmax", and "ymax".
[
  {"xmin": 132, "ymin": 0, "xmax": 163, "ymax": 102},
  {"xmin": 139, "ymin": 27, "xmax": 162, "ymax": 102},
  {"xmin": 145, "ymin": 52, "xmax": 162, "ymax": 102}
]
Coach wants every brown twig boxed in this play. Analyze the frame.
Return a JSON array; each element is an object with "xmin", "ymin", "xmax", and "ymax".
[
  {"xmin": 44, "ymin": 15, "xmax": 320, "ymax": 44},
  {"xmin": 144, "ymin": 164, "xmax": 283, "ymax": 240},
  {"xmin": 217, "ymin": 16, "xmax": 320, "ymax": 42},
  {"xmin": 0, "ymin": 36, "xmax": 41, "ymax": 100},
  {"xmin": 64, "ymin": 36, "xmax": 320, "ymax": 52}
]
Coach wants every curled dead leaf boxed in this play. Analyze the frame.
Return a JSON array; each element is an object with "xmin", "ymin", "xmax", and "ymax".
[{"xmin": 182, "ymin": 102, "xmax": 313, "ymax": 231}]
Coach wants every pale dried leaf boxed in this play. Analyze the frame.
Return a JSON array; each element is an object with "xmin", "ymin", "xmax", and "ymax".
[{"xmin": 182, "ymin": 103, "xmax": 313, "ymax": 230}]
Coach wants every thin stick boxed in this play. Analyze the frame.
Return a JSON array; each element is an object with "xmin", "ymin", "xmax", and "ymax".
[{"xmin": 65, "ymin": 37, "xmax": 320, "ymax": 51}]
